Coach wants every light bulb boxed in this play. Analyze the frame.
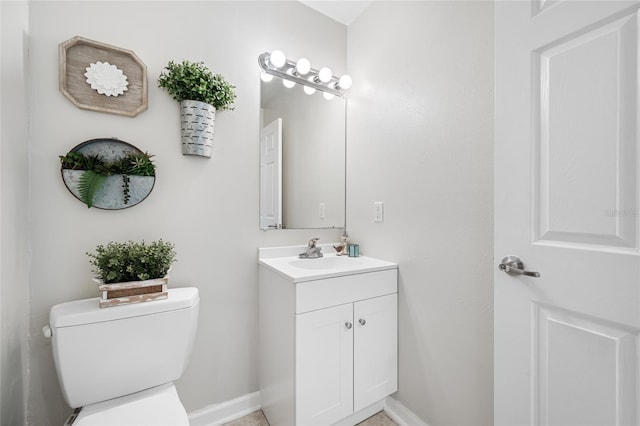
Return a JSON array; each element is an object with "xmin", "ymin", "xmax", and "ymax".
[
  {"xmin": 296, "ymin": 58, "xmax": 311, "ymax": 75},
  {"xmin": 338, "ymin": 75, "xmax": 352, "ymax": 89},
  {"xmin": 270, "ymin": 50, "xmax": 286, "ymax": 68},
  {"xmin": 323, "ymin": 92, "xmax": 335, "ymax": 101},
  {"xmin": 283, "ymin": 78, "xmax": 295, "ymax": 89},
  {"xmin": 318, "ymin": 67, "xmax": 332, "ymax": 83},
  {"xmin": 260, "ymin": 71, "xmax": 273, "ymax": 82},
  {"xmin": 304, "ymin": 76, "xmax": 317, "ymax": 95},
  {"xmin": 283, "ymin": 68, "xmax": 296, "ymax": 88}
]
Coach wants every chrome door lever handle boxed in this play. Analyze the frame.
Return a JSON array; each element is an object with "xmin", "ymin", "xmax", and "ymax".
[{"xmin": 499, "ymin": 255, "xmax": 540, "ymax": 278}]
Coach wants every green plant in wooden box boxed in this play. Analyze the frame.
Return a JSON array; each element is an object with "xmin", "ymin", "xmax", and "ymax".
[
  {"xmin": 87, "ymin": 239, "xmax": 177, "ymax": 308},
  {"xmin": 87, "ymin": 239, "xmax": 176, "ymax": 283}
]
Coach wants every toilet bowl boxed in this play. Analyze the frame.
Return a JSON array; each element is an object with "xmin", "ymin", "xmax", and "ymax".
[
  {"xmin": 47, "ymin": 287, "xmax": 199, "ymax": 425},
  {"xmin": 68, "ymin": 383, "xmax": 188, "ymax": 426}
]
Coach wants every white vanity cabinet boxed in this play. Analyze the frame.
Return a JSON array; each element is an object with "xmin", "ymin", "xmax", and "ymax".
[
  {"xmin": 296, "ymin": 292, "xmax": 398, "ymax": 425},
  {"xmin": 258, "ymin": 249, "xmax": 398, "ymax": 426}
]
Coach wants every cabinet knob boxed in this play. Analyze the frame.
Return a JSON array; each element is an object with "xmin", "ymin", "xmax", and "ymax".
[
  {"xmin": 359, "ymin": 318, "xmax": 366, "ymax": 326},
  {"xmin": 345, "ymin": 322, "xmax": 353, "ymax": 330}
]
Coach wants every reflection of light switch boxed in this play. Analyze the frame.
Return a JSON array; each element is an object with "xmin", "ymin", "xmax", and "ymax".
[
  {"xmin": 374, "ymin": 202, "xmax": 384, "ymax": 223},
  {"xmin": 319, "ymin": 203, "xmax": 325, "ymax": 219}
]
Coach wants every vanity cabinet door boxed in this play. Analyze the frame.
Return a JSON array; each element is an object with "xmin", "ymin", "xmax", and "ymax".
[
  {"xmin": 353, "ymin": 293, "xmax": 398, "ymax": 412},
  {"xmin": 295, "ymin": 303, "xmax": 354, "ymax": 426}
]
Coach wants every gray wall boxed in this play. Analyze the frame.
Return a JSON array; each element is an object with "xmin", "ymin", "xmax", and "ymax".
[
  {"xmin": 20, "ymin": 2, "xmax": 343, "ymax": 424},
  {"xmin": 347, "ymin": 2, "xmax": 495, "ymax": 425}
]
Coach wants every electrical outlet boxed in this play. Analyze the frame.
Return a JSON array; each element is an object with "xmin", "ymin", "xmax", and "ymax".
[
  {"xmin": 374, "ymin": 201, "xmax": 384, "ymax": 223},
  {"xmin": 319, "ymin": 203, "xmax": 325, "ymax": 219}
]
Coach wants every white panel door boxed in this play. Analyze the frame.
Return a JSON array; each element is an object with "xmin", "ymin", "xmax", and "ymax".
[
  {"xmin": 260, "ymin": 118, "xmax": 282, "ymax": 230},
  {"xmin": 353, "ymin": 293, "xmax": 398, "ymax": 412},
  {"xmin": 495, "ymin": 1, "xmax": 640, "ymax": 425},
  {"xmin": 296, "ymin": 303, "xmax": 354, "ymax": 425}
]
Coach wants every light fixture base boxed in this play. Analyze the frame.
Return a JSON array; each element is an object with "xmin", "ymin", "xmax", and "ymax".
[{"xmin": 258, "ymin": 52, "xmax": 345, "ymax": 97}]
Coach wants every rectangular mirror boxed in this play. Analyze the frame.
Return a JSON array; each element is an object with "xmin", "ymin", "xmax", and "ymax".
[{"xmin": 259, "ymin": 77, "xmax": 346, "ymax": 230}]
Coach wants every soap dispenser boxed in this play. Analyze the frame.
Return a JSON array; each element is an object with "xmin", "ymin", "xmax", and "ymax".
[{"xmin": 334, "ymin": 230, "xmax": 349, "ymax": 256}]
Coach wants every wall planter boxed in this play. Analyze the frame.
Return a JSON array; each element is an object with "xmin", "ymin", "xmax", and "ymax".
[
  {"xmin": 158, "ymin": 60, "xmax": 236, "ymax": 158},
  {"xmin": 62, "ymin": 170, "xmax": 154, "ymax": 209},
  {"xmin": 180, "ymin": 100, "xmax": 216, "ymax": 157},
  {"xmin": 60, "ymin": 138, "xmax": 155, "ymax": 209}
]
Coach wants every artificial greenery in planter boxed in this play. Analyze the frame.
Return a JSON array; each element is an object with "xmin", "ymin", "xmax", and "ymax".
[
  {"xmin": 87, "ymin": 239, "xmax": 177, "ymax": 308},
  {"xmin": 87, "ymin": 239, "xmax": 176, "ymax": 283},
  {"xmin": 158, "ymin": 60, "xmax": 237, "ymax": 157},
  {"xmin": 158, "ymin": 60, "xmax": 236, "ymax": 109},
  {"xmin": 59, "ymin": 150, "xmax": 155, "ymax": 208}
]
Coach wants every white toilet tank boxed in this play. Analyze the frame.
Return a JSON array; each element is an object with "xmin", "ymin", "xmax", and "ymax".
[{"xmin": 49, "ymin": 287, "xmax": 199, "ymax": 408}]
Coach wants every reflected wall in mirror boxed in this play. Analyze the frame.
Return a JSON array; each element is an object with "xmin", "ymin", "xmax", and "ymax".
[{"xmin": 260, "ymin": 77, "xmax": 346, "ymax": 230}]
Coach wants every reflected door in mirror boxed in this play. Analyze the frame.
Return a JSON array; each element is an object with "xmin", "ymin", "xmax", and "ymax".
[{"xmin": 260, "ymin": 118, "xmax": 282, "ymax": 230}]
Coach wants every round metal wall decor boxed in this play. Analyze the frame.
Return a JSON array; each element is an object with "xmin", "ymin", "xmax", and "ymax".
[{"xmin": 60, "ymin": 138, "xmax": 155, "ymax": 210}]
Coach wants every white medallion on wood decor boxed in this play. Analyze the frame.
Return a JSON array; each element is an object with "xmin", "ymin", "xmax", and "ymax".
[
  {"xmin": 84, "ymin": 61, "xmax": 129, "ymax": 97},
  {"xmin": 59, "ymin": 36, "xmax": 148, "ymax": 116}
]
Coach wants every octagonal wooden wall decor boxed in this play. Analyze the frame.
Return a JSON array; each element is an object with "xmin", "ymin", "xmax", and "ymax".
[{"xmin": 59, "ymin": 36, "xmax": 148, "ymax": 117}]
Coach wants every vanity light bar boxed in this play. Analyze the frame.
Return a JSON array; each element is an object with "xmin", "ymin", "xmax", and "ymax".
[{"xmin": 258, "ymin": 52, "xmax": 349, "ymax": 97}]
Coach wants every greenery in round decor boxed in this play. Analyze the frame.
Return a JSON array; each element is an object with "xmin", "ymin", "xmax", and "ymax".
[
  {"xmin": 87, "ymin": 240, "xmax": 177, "ymax": 284},
  {"xmin": 158, "ymin": 60, "xmax": 237, "ymax": 110},
  {"xmin": 59, "ymin": 151, "xmax": 155, "ymax": 208}
]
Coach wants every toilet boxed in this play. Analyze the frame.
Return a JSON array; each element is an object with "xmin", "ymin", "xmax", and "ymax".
[{"xmin": 46, "ymin": 287, "xmax": 199, "ymax": 425}]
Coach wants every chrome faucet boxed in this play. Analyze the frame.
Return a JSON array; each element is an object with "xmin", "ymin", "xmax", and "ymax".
[{"xmin": 299, "ymin": 238, "xmax": 323, "ymax": 259}]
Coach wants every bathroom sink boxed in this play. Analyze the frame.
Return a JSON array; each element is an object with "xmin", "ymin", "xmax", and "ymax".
[
  {"xmin": 258, "ymin": 245, "xmax": 397, "ymax": 283},
  {"xmin": 289, "ymin": 256, "xmax": 363, "ymax": 270}
]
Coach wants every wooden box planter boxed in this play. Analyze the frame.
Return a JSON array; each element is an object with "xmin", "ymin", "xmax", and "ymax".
[{"xmin": 97, "ymin": 276, "xmax": 168, "ymax": 308}]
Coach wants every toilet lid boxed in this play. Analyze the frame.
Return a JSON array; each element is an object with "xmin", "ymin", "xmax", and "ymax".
[{"xmin": 71, "ymin": 383, "xmax": 189, "ymax": 425}]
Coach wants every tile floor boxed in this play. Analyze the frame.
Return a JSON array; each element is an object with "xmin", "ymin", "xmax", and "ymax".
[
  {"xmin": 222, "ymin": 409, "xmax": 398, "ymax": 426},
  {"xmin": 354, "ymin": 411, "xmax": 398, "ymax": 426}
]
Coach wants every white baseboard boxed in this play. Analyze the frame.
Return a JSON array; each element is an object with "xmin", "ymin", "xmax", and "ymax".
[
  {"xmin": 334, "ymin": 399, "xmax": 386, "ymax": 426},
  {"xmin": 187, "ymin": 392, "xmax": 425, "ymax": 426},
  {"xmin": 384, "ymin": 396, "xmax": 429, "ymax": 426},
  {"xmin": 188, "ymin": 391, "xmax": 261, "ymax": 426}
]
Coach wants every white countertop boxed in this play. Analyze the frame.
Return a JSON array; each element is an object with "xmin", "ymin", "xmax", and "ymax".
[{"xmin": 258, "ymin": 245, "xmax": 397, "ymax": 283}]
